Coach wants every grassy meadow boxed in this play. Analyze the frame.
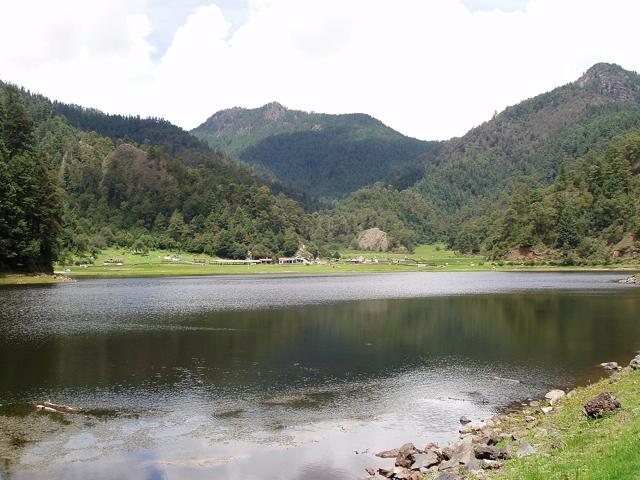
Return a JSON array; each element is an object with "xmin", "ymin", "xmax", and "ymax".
[{"xmin": 50, "ymin": 244, "xmax": 640, "ymax": 280}]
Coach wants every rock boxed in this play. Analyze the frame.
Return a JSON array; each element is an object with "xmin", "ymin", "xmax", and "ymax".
[
  {"xmin": 600, "ymin": 361, "xmax": 621, "ymax": 371},
  {"xmin": 629, "ymin": 355, "xmax": 640, "ymax": 370},
  {"xmin": 465, "ymin": 457, "xmax": 484, "ymax": 473},
  {"xmin": 541, "ymin": 406, "xmax": 553, "ymax": 414},
  {"xmin": 376, "ymin": 448, "xmax": 400, "ymax": 458},
  {"xmin": 474, "ymin": 445, "xmax": 509, "ymax": 460},
  {"xmin": 365, "ymin": 467, "xmax": 376, "ymax": 476},
  {"xmin": 481, "ymin": 459, "xmax": 502, "ymax": 470},
  {"xmin": 534, "ymin": 428, "xmax": 548, "ymax": 438},
  {"xmin": 378, "ymin": 467, "xmax": 393, "ymax": 478},
  {"xmin": 459, "ymin": 415, "xmax": 471, "ymax": 425},
  {"xmin": 356, "ymin": 228, "xmax": 390, "ymax": 252},
  {"xmin": 582, "ymin": 392, "xmax": 621, "ymax": 418},
  {"xmin": 566, "ymin": 389, "xmax": 577, "ymax": 398},
  {"xmin": 525, "ymin": 415, "xmax": 536, "ymax": 423},
  {"xmin": 529, "ymin": 400, "xmax": 540, "ymax": 407},
  {"xmin": 411, "ymin": 451, "xmax": 440, "ymax": 470},
  {"xmin": 435, "ymin": 473, "xmax": 462, "ymax": 480},
  {"xmin": 516, "ymin": 443, "xmax": 536, "ymax": 458},
  {"xmin": 391, "ymin": 466, "xmax": 413, "ymax": 479},
  {"xmin": 395, "ymin": 442, "xmax": 418, "ymax": 468},
  {"xmin": 619, "ymin": 275, "xmax": 640, "ymax": 285},
  {"xmin": 544, "ymin": 389, "xmax": 566, "ymax": 405},
  {"xmin": 511, "ymin": 429, "xmax": 528, "ymax": 440},
  {"xmin": 475, "ymin": 432, "xmax": 500, "ymax": 446},
  {"xmin": 439, "ymin": 436, "xmax": 474, "ymax": 469}
]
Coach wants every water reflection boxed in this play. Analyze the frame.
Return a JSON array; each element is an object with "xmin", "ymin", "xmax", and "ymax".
[{"xmin": 0, "ymin": 273, "xmax": 639, "ymax": 479}]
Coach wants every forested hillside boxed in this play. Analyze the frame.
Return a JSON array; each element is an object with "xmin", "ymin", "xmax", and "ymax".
[
  {"xmin": 452, "ymin": 131, "xmax": 640, "ymax": 262},
  {"xmin": 414, "ymin": 63, "xmax": 640, "ymax": 215},
  {"xmin": 0, "ymin": 86, "xmax": 63, "ymax": 272},
  {"xmin": 2, "ymin": 63, "xmax": 640, "ymax": 273},
  {"xmin": 191, "ymin": 102, "xmax": 436, "ymax": 200},
  {"xmin": 0, "ymin": 82, "xmax": 309, "ymax": 270},
  {"xmin": 302, "ymin": 183, "xmax": 446, "ymax": 254}
]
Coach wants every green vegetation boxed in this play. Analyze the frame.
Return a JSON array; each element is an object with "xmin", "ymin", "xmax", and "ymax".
[
  {"xmin": 304, "ymin": 183, "xmax": 447, "ymax": 253},
  {"xmin": 0, "ymin": 85, "xmax": 63, "ymax": 272},
  {"xmin": 3, "ymin": 63, "xmax": 640, "ymax": 275},
  {"xmin": 191, "ymin": 102, "xmax": 437, "ymax": 200},
  {"xmin": 454, "ymin": 131, "xmax": 640, "ymax": 261},
  {"xmin": 493, "ymin": 368, "xmax": 640, "ymax": 480},
  {"xmin": 47, "ymin": 245, "xmax": 638, "ymax": 281}
]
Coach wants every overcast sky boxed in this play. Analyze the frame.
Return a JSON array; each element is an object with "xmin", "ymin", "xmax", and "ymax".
[{"xmin": 1, "ymin": 0, "xmax": 639, "ymax": 140}]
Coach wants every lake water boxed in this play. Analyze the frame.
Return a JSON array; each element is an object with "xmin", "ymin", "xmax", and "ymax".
[{"xmin": 1, "ymin": 272, "xmax": 639, "ymax": 479}]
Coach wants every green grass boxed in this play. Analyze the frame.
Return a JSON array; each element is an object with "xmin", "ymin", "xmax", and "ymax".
[
  {"xmin": 492, "ymin": 368, "xmax": 640, "ymax": 480},
  {"xmin": 42, "ymin": 244, "xmax": 640, "ymax": 280},
  {"xmin": 0, "ymin": 273, "xmax": 73, "ymax": 286}
]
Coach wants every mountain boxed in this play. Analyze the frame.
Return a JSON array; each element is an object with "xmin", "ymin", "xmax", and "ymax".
[
  {"xmin": 0, "ymin": 81, "xmax": 310, "ymax": 270},
  {"xmin": 191, "ymin": 102, "xmax": 438, "ymax": 200},
  {"xmin": 413, "ymin": 63, "xmax": 640, "ymax": 215}
]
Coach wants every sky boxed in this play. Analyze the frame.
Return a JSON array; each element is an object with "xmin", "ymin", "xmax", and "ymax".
[{"xmin": 1, "ymin": 0, "xmax": 639, "ymax": 141}]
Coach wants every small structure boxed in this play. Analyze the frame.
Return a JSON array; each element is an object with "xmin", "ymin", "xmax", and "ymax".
[
  {"xmin": 209, "ymin": 259, "xmax": 260, "ymax": 265},
  {"xmin": 193, "ymin": 258, "xmax": 206, "ymax": 264},
  {"xmin": 257, "ymin": 258, "xmax": 273, "ymax": 264},
  {"xmin": 348, "ymin": 256, "xmax": 365, "ymax": 264},
  {"xmin": 103, "ymin": 257, "xmax": 124, "ymax": 266},
  {"xmin": 278, "ymin": 256, "xmax": 309, "ymax": 265}
]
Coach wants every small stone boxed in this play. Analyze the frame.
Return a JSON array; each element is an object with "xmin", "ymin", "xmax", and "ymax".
[
  {"xmin": 534, "ymin": 428, "xmax": 548, "ymax": 438},
  {"xmin": 541, "ymin": 406, "xmax": 553, "ymax": 414},
  {"xmin": 435, "ymin": 473, "xmax": 462, "ymax": 480},
  {"xmin": 376, "ymin": 448, "xmax": 399, "ymax": 458},
  {"xmin": 481, "ymin": 459, "xmax": 502, "ymax": 469},
  {"xmin": 544, "ymin": 389, "xmax": 566, "ymax": 405},
  {"xmin": 474, "ymin": 445, "xmax": 509, "ymax": 460},
  {"xmin": 600, "ymin": 362, "xmax": 621, "ymax": 371},
  {"xmin": 511, "ymin": 430, "xmax": 528, "ymax": 440},
  {"xmin": 476, "ymin": 432, "xmax": 500, "ymax": 446},
  {"xmin": 629, "ymin": 355, "xmax": 640, "ymax": 370},
  {"xmin": 378, "ymin": 467, "xmax": 393, "ymax": 478},
  {"xmin": 365, "ymin": 467, "xmax": 376, "ymax": 476},
  {"xmin": 529, "ymin": 400, "xmax": 540, "ymax": 407},
  {"xmin": 412, "ymin": 451, "xmax": 441, "ymax": 469},
  {"xmin": 582, "ymin": 392, "xmax": 621, "ymax": 418},
  {"xmin": 516, "ymin": 443, "xmax": 536, "ymax": 458},
  {"xmin": 460, "ymin": 415, "xmax": 471, "ymax": 425},
  {"xmin": 525, "ymin": 415, "xmax": 536, "ymax": 423},
  {"xmin": 391, "ymin": 466, "xmax": 413, "ymax": 479}
]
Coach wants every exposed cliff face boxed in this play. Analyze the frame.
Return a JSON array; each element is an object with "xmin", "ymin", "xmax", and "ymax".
[{"xmin": 577, "ymin": 63, "xmax": 640, "ymax": 103}]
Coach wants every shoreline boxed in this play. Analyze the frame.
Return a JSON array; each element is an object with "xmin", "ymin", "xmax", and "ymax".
[
  {"xmin": 62, "ymin": 265, "xmax": 640, "ymax": 281},
  {"xmin": 0, "ymin": 267, "xmax": 636, "ymax": 286},
  {"xmin": 0, "ymin": 273, "xmax": 75, "ymax": 286},
  {"xmin": 369, "ymin": 354, "xmax": 640, "ymax": 479}
]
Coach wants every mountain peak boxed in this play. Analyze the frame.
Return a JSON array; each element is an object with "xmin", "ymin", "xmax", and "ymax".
[
  {"xmin": 260, "ymin": 102, "xmax": 287, "ymax": 121},
  {"xmin": 576, "ymin": 63, "xmax": 639, "ymax": 102}
]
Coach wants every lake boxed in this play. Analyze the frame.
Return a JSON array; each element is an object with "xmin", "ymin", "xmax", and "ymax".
[{"xmin": 1, "ymin": 272, "xmax": 639, "ymax": 479}]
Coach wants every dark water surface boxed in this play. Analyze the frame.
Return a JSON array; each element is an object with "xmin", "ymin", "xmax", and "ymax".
[{"xmin": 1, "ymin": 272, "xmax": 639, "ymax": 479}]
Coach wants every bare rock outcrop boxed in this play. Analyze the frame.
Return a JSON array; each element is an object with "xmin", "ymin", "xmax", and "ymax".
[{"xmin": 356, "ymin": 228, "xmax": 390, "ymax": 252}]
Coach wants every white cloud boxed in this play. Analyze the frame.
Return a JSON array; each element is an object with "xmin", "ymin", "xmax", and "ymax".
[{"xmin": 2, "ymin": 0, "xmax": 640, "ymax": 140}]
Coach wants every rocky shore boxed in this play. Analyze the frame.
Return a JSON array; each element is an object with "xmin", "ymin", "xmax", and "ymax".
[
  {"xmin": 619, "ymin": 274, "xmax": 640, "ymax": 285},
  {"xmin": 365, "ymin": 354, "xmax": 640, "ymax": 480}
]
